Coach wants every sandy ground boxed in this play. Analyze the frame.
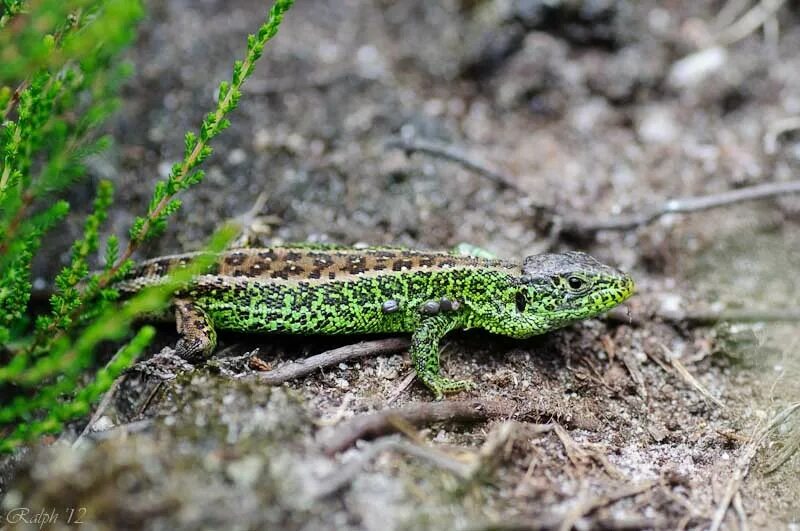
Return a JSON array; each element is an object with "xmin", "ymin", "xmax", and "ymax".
[{"xmin": 3, "ymin": 0, "xmax": 800, "ymax": 529}]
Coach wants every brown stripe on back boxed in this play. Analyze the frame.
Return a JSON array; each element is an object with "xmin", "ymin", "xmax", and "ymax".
[
  {"xmin": 116, "ymin": 247, "xmax": 519, "ymax": 291},
  {"xmin": 212, "ymin": 248, "xmax": 517, "ymax": 281},
  {"xmin": 121, "ymin": 251, "xmax": 207, "ymax": 280}
]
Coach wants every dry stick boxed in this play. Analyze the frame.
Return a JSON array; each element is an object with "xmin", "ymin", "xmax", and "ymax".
[
  {"xmin": 319, "ymin": 421, "xmax": 541, "ymax": 499},
  {"xmin": 766, "ymin": 423, "xmax": 800, "ymax": 473},
  {"xmin": 385, "ymin": 137, "xmax": 548, "ymax": 202},
  {"xmin": 733, "ymin": 491, "xmax": 749, "ymax": 531},
  {"xmin": 671, "ymin": 356, "xmax": 725, "ymax": 409},
  {"xmin": 386, "ymin": 370, "xmax": 416, "ymax": 404},
  {"xmin": 246, "ymin": 71, "xmax": 365, "ymax": 95},
  {"xmin": 71, "ymin": 374, "xmax": 127, "ymax": 447},
  {"xmin": 314, "ymin": 436, "xmax": 472, "ymax": 498},
  {"xmin": 321, "ymin": 398, "xmax": 521, "ymax": 455},
  {"xmin": 249, "ymin": 337, "xmax": 410, "ymax": 385},
  {"xmin": 562, "ymin": 179, "xmax": 800, "ymax": 236},
  {"xmin": 763, "ymin": 13, "xmax": 780, "ymax": 53},
  {"xmin": 385, "ymin": 136, "xmax": 800, "ymax": 237},
  {"xmin": 552, "ymin": 423, "xmax": 623, "ymax": 480},
  {"xmin": 715, "ymin": 0, "xmax": 788, "ymax": 46},
  {"xmin": 558, "ymin": 480, "xmax": 657, "ymax": 531},
  {"xmin": 713, "ymin": 0, "xmax": 753, "ymax": 30},
  {"xmin": 709, "ymin": 402, "xmax": 800, "ymax": 531},
  {"xmin": 0, "ymin": 79, "xmax": 26, "ymax": 119}
]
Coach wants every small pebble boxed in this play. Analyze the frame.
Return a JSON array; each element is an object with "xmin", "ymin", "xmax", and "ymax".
[
  {"xmin": 227, "ymin": 148, "xmax": 247, "ymax": 165},
  {"xmin": 668, "ymin": 46, "xmax": 727, "ymax": 89}
]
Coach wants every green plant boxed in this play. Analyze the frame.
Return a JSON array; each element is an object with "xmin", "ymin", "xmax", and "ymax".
[{"xmin": 0, "ymin": 0, "xmax": 295, "ymax": 452}]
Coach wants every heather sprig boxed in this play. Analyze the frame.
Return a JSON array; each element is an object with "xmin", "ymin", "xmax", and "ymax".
[
  {"xmin": 0, "ymin": 0, "xmax": 295, "ymax": 452},
  {"xmin": 128, "ymin": 0, "xmax": 294, "ymax": 246}
]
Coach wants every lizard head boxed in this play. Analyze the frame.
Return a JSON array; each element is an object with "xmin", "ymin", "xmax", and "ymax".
[{"xmin": 514, "ymin": 251, "xmax": 634, "ymax": 335}]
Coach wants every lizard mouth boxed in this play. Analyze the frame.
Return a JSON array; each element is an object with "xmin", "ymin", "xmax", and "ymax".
[
  {"xmin": 577, "ymin": 274, "xmax": 635, "ymax": 316},
  {"xmin": 616, "ymin": 275, "xmax": 635, "ymax": 302},
  {"xmin": 604, "ymin": 275, "xmax": 635, "ymax": 305}
]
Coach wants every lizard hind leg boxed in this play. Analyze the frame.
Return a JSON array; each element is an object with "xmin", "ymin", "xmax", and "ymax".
[
  {"xmin": 173, "ymin": 299, "xmax": 217, "ymax": 361},
  {"xmin": 411, "ymin": 314, "xmax": 475, "ymax": 400}
]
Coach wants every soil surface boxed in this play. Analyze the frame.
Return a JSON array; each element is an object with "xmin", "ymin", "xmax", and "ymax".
[{"xmin": 4, "ymin": 0, "xmax": 800, "ymax": 529}]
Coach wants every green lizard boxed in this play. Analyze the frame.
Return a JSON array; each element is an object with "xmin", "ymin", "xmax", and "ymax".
[{"xmin": 117, "ymin": 247, "xmax": 634, "ymax": 398}]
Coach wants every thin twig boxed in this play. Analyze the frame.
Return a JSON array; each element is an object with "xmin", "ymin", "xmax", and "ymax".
[
  {"xmin": 386, "ymin": 370, "xmax": 416, "ymax": 404},
  {"xmin": 83, "ymin": 419, "xmax": 154, "ymax": 441},
  {"xmin": 709, "ymin": 403, "xmax": 800, "ymax": 531},
  {"xmin": 0, "ymin": 79, "xmax": 27, "ymax": 119},
  {"xmin": 552, "ymin": 423, "xmax": 623, "ymax": 479},
  {"xmin": 72, "ymin": 374, "xmax": 126, "ymax": 447},
  {"xmin": 763, "ymin": 14, "xmax": 780, "ymax": 54},
  {"xmin": 318, "ymin": 421, "xmax": 537, "ymax": 499},
  {"xmin": 765, "ymin": 397, "xmax": 800, "ymax": 472},
  {"xmin": 671, "ymin": 356, "xmax": 725, "ymax": 408},
  {"xmin": 715, "ymin": 0, "xmax": 788, "ymax": 46},
  {"xmin": 385, "ymin": 136, "xmax": 800, "ymax": 238},
  {"xmin": 558, "ymin": 480, "xmax": 657, "ymax": 531},
  {"xmin": 314, "ymin": 436, "xmax": 472, "ymax": 498},
  {"xmin": 320, "ymin": 398, "xmax": 521, "ymax": 455},
  {"xmin": 713, "ymin": 0, "xmax": 753, "ymax": 30},
  {"xmin": 733, "ymin": 491, "xmax": 749, "ymax": 531},
  {"xmin": 136, "ymin": 381, "xmax": 164, "ymax": 418},
  {"xmin": 246, "ymin": 70, "xmax": 366, "ymax": 95},
  {"xmin": 247, "ymin": 337, "xmax": 410, "ymax": 385},
  {"xmin": 561, "ymin": 180, "xmax": 800, "ymax": 237},
  {"xmin": 659, "ymin": 343, "xmax": 725, "ymax": 408},
  {"xmin": 386, "ymin": 136, "xmax": 545, "ymax": 200}
]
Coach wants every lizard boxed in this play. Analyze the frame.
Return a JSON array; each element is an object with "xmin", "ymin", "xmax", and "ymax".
[{"xmin": 115, "ymin": 246, "xmax": 635, "ymax": 399}]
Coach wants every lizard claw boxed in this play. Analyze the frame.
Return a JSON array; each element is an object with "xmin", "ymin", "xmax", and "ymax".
[{"xmin": 426, "ymin": 376, "xmax": 476, "ymax": 399}]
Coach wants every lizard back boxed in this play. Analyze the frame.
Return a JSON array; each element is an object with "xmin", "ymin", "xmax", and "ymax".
[
  {"xmin": 115, "ymin": 247, "xmax": 522, "ymax": 335},
  {"xmin": 116, "ymin": 247, "xmax": 519, "ymax": 291}
]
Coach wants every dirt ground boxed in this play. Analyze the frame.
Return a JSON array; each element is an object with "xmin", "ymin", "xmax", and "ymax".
[{"xmin": 3, "ymin": 0, "xmax": 800, "ymax": 529}]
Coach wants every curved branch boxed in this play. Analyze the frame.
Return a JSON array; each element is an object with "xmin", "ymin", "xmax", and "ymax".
[
  {"xmin": 320, "ymin": 399, "xmax": 521, "ymax": 455},
  {"xmin": 561, "ymin": 180, "xmax": 800, "ymax": 237},
  {"xmin": 385, "ymin": 136, "xmax": 800, "ymax": 239},
  {"xmin": 249, "ymin": 338, "xmax": 410, "ymax": 385}
]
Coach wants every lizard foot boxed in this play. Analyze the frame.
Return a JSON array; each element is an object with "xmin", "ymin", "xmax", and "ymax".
[{"xmin": 422, "ymin": 375, "xmax": 476, "ymax": 400}]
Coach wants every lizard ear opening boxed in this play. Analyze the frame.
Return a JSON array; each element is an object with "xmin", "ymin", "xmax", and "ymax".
[{"xmin": 515, "ymin": 290, "xmax": 527, "ymax": 312}]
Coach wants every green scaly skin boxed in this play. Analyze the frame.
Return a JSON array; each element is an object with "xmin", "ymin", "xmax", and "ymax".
[{"xmin": 117, "ymin": 247, "xmax": 635, "ymax": 399}]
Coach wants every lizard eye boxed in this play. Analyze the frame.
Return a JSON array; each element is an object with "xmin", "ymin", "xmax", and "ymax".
[
  {"xmin": 516, "ymin": 291, "xmax": 527, "ymax": 312},
  {"xmin": 567, "ymin": 276, "xmax": 585, "ymax": 290}
]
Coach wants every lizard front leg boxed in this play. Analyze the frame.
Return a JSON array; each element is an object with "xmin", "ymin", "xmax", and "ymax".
[
  {"xmin": 174, "ymin": 298, "xmax": 217, "ymax": 361},
  {"xmin": 411, "ymin": 313, "xmax": 474, "ymax": 400}
]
